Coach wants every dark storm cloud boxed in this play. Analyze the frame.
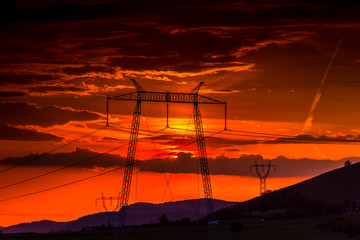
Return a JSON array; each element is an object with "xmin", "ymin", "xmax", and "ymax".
[
  {"xmin": 265, "ymin": 134, "xmax": 360, "ymax": 144},
  {"xmin": 0, "ymin": 101, "xmax": 101, "ymax": 127},
  {"xmin": 62, "ymin": 65, "xmax": 115, "ymax": 76},
  {"xmin": 139, "ymin": 152, "xmax": 359, "ymax": 177},
  {"xmin": 0, "ymin": 72, "xmax": 56, "ymax": 86},
  {"xmin": 102, "ymin": 136, "xmax": 121, "ymax": 141},
  {"xmin": 0, "ymin": 0, "xmax": 130, "ymax": 24},
  {"xmin": 27, "ymin": 85, "xmax": 87, "ymax": 93},
  {"xmin": 2, "ymin": 0, "xmax": 356, "ymax": 70},
  {"xmin": 1, "ymin": 0, "xmax": 360, "ymax": 125},
  {"xmin": 0, "ymin": 147, "xmax": 124, "ymax": 167},
  {"xmin": 1, "ymin": 0, "xmax": 357, "ymax": 87},
  {"xmin": 0, "ymin": 124, "xmax": 63, "ymax": 141},
  {"xmin": 206, "ymin": 136, "xmax": 260, "ymax": 148},
  {"xmin": 2, "ymin": 149, "xmax": 357, "ymax": 177},
  {"xmin": 0, "ymin": 91, "xmax": 27, "ymax": 98},
  {"xmin": 3, "ymin": 1, "xmax": 360, "ymax": 25}
]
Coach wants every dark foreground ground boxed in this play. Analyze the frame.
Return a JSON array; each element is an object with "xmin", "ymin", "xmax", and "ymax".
[{"xmin": 1, "ymin": 218, "xmax": 358, "ymax": 240}]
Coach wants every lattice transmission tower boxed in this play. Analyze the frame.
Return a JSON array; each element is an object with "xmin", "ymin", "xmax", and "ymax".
[
  {"xmin": 107, "ymin": 79, "xmax": 227, "ymax": 240},
  {"xmin": 250, "ymin": 161, "xmax": 276, "ymax": 195},
  {"xmin": 95, "ymin": 192, "xmax": 121, "ymax": 212}
]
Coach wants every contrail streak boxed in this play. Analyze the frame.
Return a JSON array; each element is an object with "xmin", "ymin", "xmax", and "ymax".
[{"xmin": 302, "ymin": 35, "xmax": 343, "ymax": 132}]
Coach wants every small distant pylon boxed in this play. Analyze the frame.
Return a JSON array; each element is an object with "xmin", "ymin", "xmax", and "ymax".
[
  {"xmin": 95, "ymin": 192, "xmax": 121, "ymax": 212},
  {"xmin": 250, "ymin": 161, "xmax": 276, "ymax": 195}
]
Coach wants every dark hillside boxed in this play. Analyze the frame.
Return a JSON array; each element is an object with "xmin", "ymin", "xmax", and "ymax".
[
  {"xmin": 290, "ymin": 162, "xmax": 360, "ymax": 201},
  {"xmin": 216, "ymin": 163, "xmax": 360, "ymax": 220}
]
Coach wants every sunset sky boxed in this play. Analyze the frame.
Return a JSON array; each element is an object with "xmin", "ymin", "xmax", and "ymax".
[{"xmin": 1, "ymin": 0, "xmax": 360, "ymax": 227}]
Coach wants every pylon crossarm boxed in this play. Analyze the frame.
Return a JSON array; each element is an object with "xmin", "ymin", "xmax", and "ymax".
[
  {"xmin": 192, "ymin": 82, "xmax": 204, "ymax": 95},
  {"xmin": 130, "ymin": 78, "xmax": 145, "ymax": 92},
  {"xmin": 109, "ymin": 91, "xmax": 225, "ymax": 104}
]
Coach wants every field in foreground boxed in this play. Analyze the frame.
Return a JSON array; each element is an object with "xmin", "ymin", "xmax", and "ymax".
[{"xmin": 1, "ymin": 218, "xmax": 358, "ymax": 240}]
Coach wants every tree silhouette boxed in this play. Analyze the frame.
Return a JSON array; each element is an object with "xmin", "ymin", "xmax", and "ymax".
[
  {"xmin": 345, "ymin": 160, "xmax": 352, "ymax": 167},
  {"xmin": 158, "ymin": 214, "xmax": 170, "ymax": 225}
]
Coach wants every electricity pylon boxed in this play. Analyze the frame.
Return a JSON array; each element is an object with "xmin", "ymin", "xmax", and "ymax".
[
  {"xmin": 250, "ymin": 161, "xmax": 276, "ymax": 195},
  {"xmin": 95, "ymin": 192, "xmax": 121, "ymax": 211},
  {"xmin": 107, "ymin": 79, "xmax": 226, "ymax": 240}
]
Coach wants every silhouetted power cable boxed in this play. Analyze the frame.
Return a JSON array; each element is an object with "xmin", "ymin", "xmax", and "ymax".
[
  {"xmin": 216, "ymin": 171, "xmax": 259, "ymax": 200},
  {"xmin": 153, "ymin": 112, "xmax": 194, "ymax": 221},
  {"xmin": 0, "ymin": 143, "xmax": 128, "ymax": 190},
  {"xmin": 214, "ymin": 171, "xmax": 252, "ymax": 196},
  {"xmin": 107, "ymin": 124, "xmax": 164, "ymax": 135},
  {"xmin": 171, "ymin": 126, "xmax": 360, "ymax": 144},
  {"xmin": 0, "ymin": 95, "xmax": 104, "ymax": 156},
  {"xmin": 159, "ymin": 113, "xmax": 193, "ymax": 203},
  {"xmin": 136, "ymin": 129, "xmax": 225, "ymax": 160},
  {"xmin": 142, "ymin": 111, "xmax": 177, "ymax": 205},
  {"xmin": 220, "ymin": 178, "xmax": 257, "ymax": 199},
  {"xmin": 169, "ymin": 126, "xmax": 289, "ymax": 139},
  {"xmin": 110, "ymin": 124, "xmax": 360, "ymax": 144},
  {"xmin": 0, "ymin": 125, "xmax": 106, "ymax": 174},
  {"xmin": 0, "ymin": 126, "xmax": 166, "ymax": 190},
  {"xmin": 2, "ymin": 124, "xmax": 358, "ymax": 195},
  {"xmin": 226, "ymin": 129, "xmax": 293, "ymax": 138},
  {"xmin": 0, "ymin": 128, "xmax": 224, "ymax": 202},
  {"xmin": 0, "ymin": 165, "xmax": 125, "ymax": 202}
]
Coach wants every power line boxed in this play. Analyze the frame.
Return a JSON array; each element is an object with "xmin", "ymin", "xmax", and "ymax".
[
  {"xmin": 2, "ymin": 124, "xmax": 359, "ymax": 192},
  {"xmin": 226, "ymin": 129, "xmax": 293, "ymax": 138},
  {"xmin": 0, "ymin": 143, "xmax": 128, "ymax": 190},
  {"xmin": 0, "ymin": 128, "xmax": 166, "ymax": 190},
  {"xmin": 0, "ymin": 166, "xmax": 125, "ymax": 202},
  {"xmin": 105, "ymin": 120, "xmax": 360, "ymax": 144},
  {"xmin": 2, "ymin": 117, "xmax": 358, "ymax": 202},
  {"xmin": 0, "ymin": 129, "xmax": 223, "ymax": 202},
  {"xmin": 0, "ymin": 95, "xmax": 104, "ymax": 156},
  {"xmin": 142, "ymin": 111, "xmax": 177, "ymax": 204},
  {"xmin": 171, "ymin": 127, "xmax": 360, "ymax": 144},
  {"xmin": 159, "ymin": 112, "xmax": 193, "ymax": 203},
  {"xmin": 214, "ymin": 171, "xmax": 252, "ymax": 197},
  {"xmin": 0, "ymin": 125, "xmax": 106, "ymax": 174},
  {"xmin": 112, "ymin": 118, "xmax": 294, "ymax": 139},
  {"xmin": 169, "ymin": 126, "xmax": 291, "ymax": 139}
]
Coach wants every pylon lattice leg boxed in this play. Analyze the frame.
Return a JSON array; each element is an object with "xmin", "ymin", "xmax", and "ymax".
[
  {"xmin": 193, "ymin": 103, "xmax": 218, "ymax": 240},
  {"xmin": 118, "ymin": 101, "xmax": 141, "ymax": 239},
  {"xmin": 260, "ymin": 178, "xmax": 266, "ymax": 195}
]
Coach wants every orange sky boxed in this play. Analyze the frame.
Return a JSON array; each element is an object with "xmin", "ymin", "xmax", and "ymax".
[
  {"xmin": 1, "ymin": 0, "xmax": 360, "ymax": 228},
  {"xmin": 0, "ymin": 166, "xmax": 309, "ymax": 227}
]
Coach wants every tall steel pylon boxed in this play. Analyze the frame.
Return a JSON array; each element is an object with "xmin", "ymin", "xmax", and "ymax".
[
  {"xmin": 107, "ymin": 79, "xmax": 226, "ymax": 240},
  {"xmin": 250, "ymin": 161, "xmax": 276, "ymax": 195}
]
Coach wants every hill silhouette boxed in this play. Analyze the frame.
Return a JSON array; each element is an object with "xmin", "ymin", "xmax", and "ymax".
[
  {"xmin": 1, "ymin": 199, "xmax": 236, "ymax": 234},
  {"xmin": 3, "ymin": 159, "xmax": 360, "ymax": 233},
  {"xmin": 290, "ymin": 161, "xmax": 360, "ymax": 201},
  {"xmin": 216, "ymin": 162, "xmax": 360, "ymax": 220}
]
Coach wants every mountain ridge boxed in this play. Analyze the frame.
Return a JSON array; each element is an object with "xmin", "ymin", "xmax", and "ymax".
[{"xmin": 1, "ymin": 198, "xmax": 236, "ymax": 234}]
